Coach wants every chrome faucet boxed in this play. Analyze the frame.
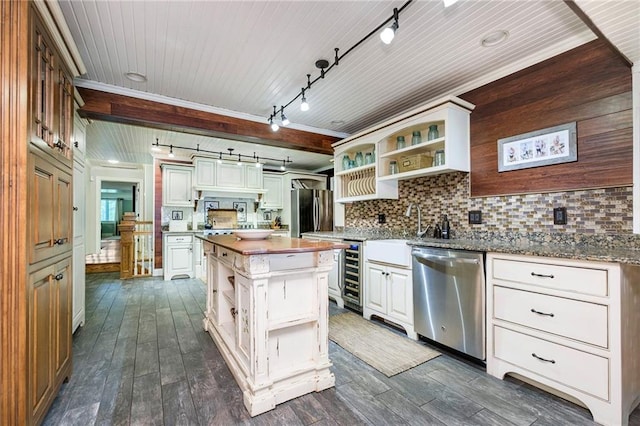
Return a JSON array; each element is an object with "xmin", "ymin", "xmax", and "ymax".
[{"xmin": 405, "ymin": 203, "xmax": 427, "ymax": 238}]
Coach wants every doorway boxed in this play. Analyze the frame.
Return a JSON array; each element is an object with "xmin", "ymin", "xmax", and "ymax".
[{"xmin": 100, "ymin": 181, "xmax": 137, "ymax": 239}]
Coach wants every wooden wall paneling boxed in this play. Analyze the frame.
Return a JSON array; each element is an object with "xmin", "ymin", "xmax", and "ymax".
[
  {"xmin": 463, "ymin": 40, "xmax": 633, "ymax": 197},
  {"xmin": 154, "ymin": 160, "xmax": 163, "ymax": 270},
  {"xmin": 0, "ymin": 1, "xmax": 29, "ymax": 425}
]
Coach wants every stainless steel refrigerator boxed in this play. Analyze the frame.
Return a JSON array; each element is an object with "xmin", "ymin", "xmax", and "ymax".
[{"xmin": 290, "ymin": 189, "xmax": 333, "ymax": 237}]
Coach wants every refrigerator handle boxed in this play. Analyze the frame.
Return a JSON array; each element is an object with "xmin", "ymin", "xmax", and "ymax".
[{"xmin": 313, "ymin": 196, "xmax": 319, "ymax": 231}]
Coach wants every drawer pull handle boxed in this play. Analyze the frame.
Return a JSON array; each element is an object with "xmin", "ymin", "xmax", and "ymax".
[
  {"xmin": 530, "ymin": 308, "xmax": 554, "ymax": 317},
  {"xmin": 531, "ymin": 272, "xmax": 554, "ymax": 279},
  {"xmin": 54, "ymin": 273, "xmax": 64, "ymax": 281},
  {"xmin": 531, "ymin": 353, "xmax": 556, "ymax": 364},
  {"xmin": 222, "ymin": 253, "xmax": 227, "ymax": 257}
]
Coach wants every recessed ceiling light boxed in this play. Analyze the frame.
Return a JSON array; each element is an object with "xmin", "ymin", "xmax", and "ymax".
[
  {"xmin": 125, "ymin": 72, "xmax": 147, "ymax": 82},
  {"xmin": 331, "ymin": 120, "xmax": 346, "ymax": 126},
  {"xmin": 108, "ymin": 159, "xmax": 119, "ymax": 164},
  {"xmin": 481, "ymin": 30, "xmax": 509, "ymax": 47}
]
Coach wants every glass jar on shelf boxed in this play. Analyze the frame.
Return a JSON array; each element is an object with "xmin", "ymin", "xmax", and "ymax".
[
  {"xmin": 342, "ymin": 154, "xmax": 351, "ymax": 170},
  {"xmin": 390, "ymin": 160, "xmax": 399, "ymax": 175},
  {"xmin": 427, "ymin": 125, "xmax": 439, "ymax": 141},
  {"xmin": 355, "ymin": 151, "xmax": 364, "ymax": 167},
  {"xmin": 411, "ymin": 130, "xmax": 422, "ymax": 145},
  {"xmin": 396, "ymin": 136, "xmax": 406, "ymax": 150}
]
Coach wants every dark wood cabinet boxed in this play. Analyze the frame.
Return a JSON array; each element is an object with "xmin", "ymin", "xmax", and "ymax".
[
  {"xmin": 28, "ymin": 257, "xmax": 72, "ymax": 425},
  {"xmin": 25, "ymin": 6, "xmax": 74, "ymax": 425},
  {"xmin": 28, "ymin": 149, "xmax": 73, "ymax": 265}
]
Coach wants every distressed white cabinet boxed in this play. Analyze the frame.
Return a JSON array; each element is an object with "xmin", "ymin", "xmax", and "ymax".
[
  {"xmin": 193, "ymin": 156, "xmax": 216, "ymax": 187},
  {"xmin": 215, "ymin": 162, "xmax": 245, "ymax": 189},
  {"xmin": 245, "ymin": 166, "xmax": 263, "ymax": 190},
  {"xmin": 162, "ymin": 164, "xmax": 193, "ymax": 206},
  {"xmin": 302, "ymin": 235, "xmax": 343, "ymax": 308},
  {"xmin": 202, "ymin": 237, "xmax": 335, "ymax": 416},
  {"xmin": 163, "ymin": 233, "xmax": 194, "ymax": 280},
  {"xmin": 262, "ymin": 173, "xmax": 284, "ymax": 209},
  {"xmin": 486, "ymin": 253, "xmax": 640, "ymax": 426},
  {"xmin": 363, "ymin": 261, "xmax": 416, "ymax": 339}
]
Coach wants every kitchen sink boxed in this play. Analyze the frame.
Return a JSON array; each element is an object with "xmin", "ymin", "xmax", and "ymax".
[{"xmin": 366, "ymin": 239, "xmax": 412, "ymax": 267}]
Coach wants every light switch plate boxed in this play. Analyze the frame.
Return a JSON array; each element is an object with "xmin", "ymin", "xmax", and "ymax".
[
  {"xmin": 468, "ymin": 210, "xmax": 482, "ymax": 225},
  {"xmin": 553, "ymin": 207, "xmax": 567, "ymax": 225}
]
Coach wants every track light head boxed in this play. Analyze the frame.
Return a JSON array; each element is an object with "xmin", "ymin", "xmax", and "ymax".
[
  {"xmin": 381, "ymin": 7, "xmax": 399, "ymax": 44},
  {"xmin": 280, "ymin": 107, "xmax": 290, "ymax": 126},
  {"xmin": 168, "ymin": 145, "xmax": 175, "ymax": 158}
]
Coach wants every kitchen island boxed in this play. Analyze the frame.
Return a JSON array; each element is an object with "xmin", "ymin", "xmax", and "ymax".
[{"xmin": 197, "ymin": 235, "xmax": 347, "ymax": 416}]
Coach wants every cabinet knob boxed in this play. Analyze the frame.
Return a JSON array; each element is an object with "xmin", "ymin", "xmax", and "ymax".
[
  {"xmin": 74, "ymin": 141, "xmax": 79, "ymax": 148},
  {"xmin": 73, "ymin": 206, "xmax": 79, "ymax": 211},
  {"xmin": 53, "ymin": 238, "xmax": 65, "ymax": 245},
  {"xmin": 54, "ymin": 273, "xmax": 64, "ymax": 281}
]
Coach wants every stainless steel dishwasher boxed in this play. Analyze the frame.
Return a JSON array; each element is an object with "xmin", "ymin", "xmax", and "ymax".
[{"xmin": 412, "ymin": 247, "xmax": 485, "ymax": 360}]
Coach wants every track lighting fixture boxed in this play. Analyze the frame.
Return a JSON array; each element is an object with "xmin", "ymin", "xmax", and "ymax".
[
  {"xmin": 280, "ymin": 106, "xmax": 290, "ymax": 126},
  {"xmin": 380, "ymin": 8, "xmax": 399, "ymax": 44},
  {"xmin": 280, "ymin": 160, "xmax": 286, "ymax": 171},
  {"xmin": 266, "ymin": 1, "xmax": 412, "ymax": 129},
  {"xmin": 151, "ymin": 138, "xmax": 162, "ymax": 152},
  {"xmin": 151, "ymin": 141, "xmax": 293, "ymax": 168},
  {"xmin": 300, "ymin": 88, "xmax": 310, "ymax": 112},
  {"xmin": 269, "ymin": 106, "xmax": 280, "ymax": 131}
]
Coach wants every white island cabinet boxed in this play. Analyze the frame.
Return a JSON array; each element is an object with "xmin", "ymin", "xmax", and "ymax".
[
  {"xmin": 200, "ymin": 235, "xmax": 346, "ymax": 416},
  {"xmin": 486, "ymin": 253, "xmax": 640, "ymax": 426}
]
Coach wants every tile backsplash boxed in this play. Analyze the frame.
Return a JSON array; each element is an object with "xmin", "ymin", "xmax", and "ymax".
[{"xmin": 345, "ymin": 172, "xmax": 632, "ymax": 235}]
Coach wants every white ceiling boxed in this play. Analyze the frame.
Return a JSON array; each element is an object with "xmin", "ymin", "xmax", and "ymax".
[{"xmin": 58, "ymin": 0, "xmax": 639, "ymax": 171}]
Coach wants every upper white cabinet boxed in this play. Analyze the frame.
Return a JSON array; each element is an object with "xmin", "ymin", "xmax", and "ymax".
[
  {"xmin": 333, "ymin": 95, "xmax": 474, "ymax": 203},
  {"xmin": 162, "ymin": 164, "xmax": 194, "ymax": 206},
  {"xmin": 194, "ymin": 157, "xmax": 216, "ymax": 187},
  {"xmin": 262, "ymin": 173, "xmax": 284, "ymax": 209},
  {"xmin": 246, "ymin": 166, "xmax": 263, "ymax": 190},
  {"xmin": 216, "ymin": 162, "xmax": 245, "ymax": 189},
  {"xmin": 192, "ymin": 156, "xmax": 265, "ymax": 194}
]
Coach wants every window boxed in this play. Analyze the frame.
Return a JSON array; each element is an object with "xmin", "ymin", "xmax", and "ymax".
[{"xmin": 101, "ymin": 199, "xmax": 117, "ymax": 222}]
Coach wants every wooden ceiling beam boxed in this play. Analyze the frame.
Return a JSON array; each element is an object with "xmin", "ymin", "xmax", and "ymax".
[{"xmin": 76, "ymin": 87, "xmax": 340, "ymax": 155}]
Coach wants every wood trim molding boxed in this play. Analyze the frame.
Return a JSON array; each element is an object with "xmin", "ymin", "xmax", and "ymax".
[
  {"xmin": 0, "ymin": 1, "xmax": 29, "ymax": 424},
  {"xmin": 76, "ymin": 87, "xmax": 340, "ymax": 155}
]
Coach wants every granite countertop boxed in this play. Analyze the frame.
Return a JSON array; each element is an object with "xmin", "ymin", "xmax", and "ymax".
[
  {"xmin": 197, "ymin": 234, "xmax": 348, "ymax": 255},
  {"xmin": 406, "ymin": 237, "xmax": 640, "ymax": 265},
  {"xmin": 303, "ymin": 230, "xmax": 640, "ymax": 265}
]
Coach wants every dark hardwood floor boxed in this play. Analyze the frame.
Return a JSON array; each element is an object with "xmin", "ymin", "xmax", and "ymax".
[{"xmin": 44, "ymin": 273, "xmax": 640, "ymax": 425}]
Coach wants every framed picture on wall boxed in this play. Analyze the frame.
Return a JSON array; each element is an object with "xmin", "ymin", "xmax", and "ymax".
[
  {"xmin": 204, "ymin": 201, "xmax": 219, "ymax": 211},
  {"xmin": 233, "ymin": 202, "xmax": 247, "ymax": 222},
  {"xmin": 497, "ymin": 122, "xmax": 577, "ymax": 172},
  {"xmin": 171, "ymin": 210, "xmax": 183, "ymax": 220}
]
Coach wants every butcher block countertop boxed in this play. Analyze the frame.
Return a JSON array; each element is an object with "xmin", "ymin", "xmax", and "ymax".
[{"xmin": 197, "ymin": 235, "xmax": 348, "ymax": 255}]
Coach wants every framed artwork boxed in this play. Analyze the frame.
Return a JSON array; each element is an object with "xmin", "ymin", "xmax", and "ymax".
[
  {"xmin": 497, "ymin": 122, "xmax": 577, "ymax": 172},
  {"xmin": 233, "ymin": 202, "xmax": 247, "ymax": 222},
  {"xmin": 171, "ymin": 210, "xmax": 183, "ymax": 220},
  {"xmin": 204, "ymin": 201, "xmax": 219, "ymax": 211}
]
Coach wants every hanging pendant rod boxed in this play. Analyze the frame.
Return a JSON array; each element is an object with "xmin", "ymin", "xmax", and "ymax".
[{"xmin": 152, "ymin": 139, "xmax": 292, "ymax": 165}]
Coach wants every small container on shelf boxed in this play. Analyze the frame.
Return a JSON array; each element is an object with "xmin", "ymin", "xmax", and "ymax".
[
  {"xmin": 355, "ymin": 152, "xmax": 364, "ymax": 167},
  {"xmin": 390, "ymin": 160, "xmax": 399, "ymax": 175},
  {"xmin": 433, "ymin": 150, "xmax": 445, "ymax": 166},
  {"xmin": 342, "ymin": 154, "xmax": 351, "ymax": 170},
  {"xmin": 427, "ymin": 125, "xmax": 439, "ymax": 141},
  {"xmin": 396, "ymin": 136, "xmax": 406, "ymax": 150},
  {"xmin": 411, "ymin": 130, "xmax": 422, "ymax": 145},
  {"xmin": 365, "ymin": 152, "xmax": 373, "ymax": 164}
]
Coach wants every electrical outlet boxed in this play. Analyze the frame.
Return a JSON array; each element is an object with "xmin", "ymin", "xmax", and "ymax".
[
  {"xmin": 468, "ymin": 210, "xmax": 482, "ymax": 225},
  {"xmin": 377, "ymin": 213, "xmax": 386, "ymax": 224},
  {"xmin": 553, "ymin": 207, "xmax": 567, "ymax": 225}
]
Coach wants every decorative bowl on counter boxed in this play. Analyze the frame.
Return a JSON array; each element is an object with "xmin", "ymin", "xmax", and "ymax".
[{"xmin": 233, "ymin": 229, "xmax": 274, "ymax": 240}]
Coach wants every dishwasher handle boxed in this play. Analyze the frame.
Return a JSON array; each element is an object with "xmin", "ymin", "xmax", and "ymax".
[{"xmin": 412, "ymin": 251, "xmax": 480, "ymax": 265}]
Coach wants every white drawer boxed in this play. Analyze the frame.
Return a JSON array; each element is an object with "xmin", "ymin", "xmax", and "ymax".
[
  {"xmin": 493, "ymin": 286, "xmax": 608, "ymax": 347},
  {"xmin": 493, "ymin": 326, "xmax": 609, "ymax": 401},
  {"xmin": 492, "ymin": 258, "xmax": 608, "ymax": 296},
  {"xmin": 269, "ymin": 252, "xmax": 315, "ymax": 271},
  {"xmin": 167, "ymin": 235, "xmax": 193, "ymax": 244}
]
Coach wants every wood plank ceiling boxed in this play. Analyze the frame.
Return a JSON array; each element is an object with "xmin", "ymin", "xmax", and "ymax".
[{"xmin": 58, "ymin": 0, "xmax": 638, "ymax": 170}]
